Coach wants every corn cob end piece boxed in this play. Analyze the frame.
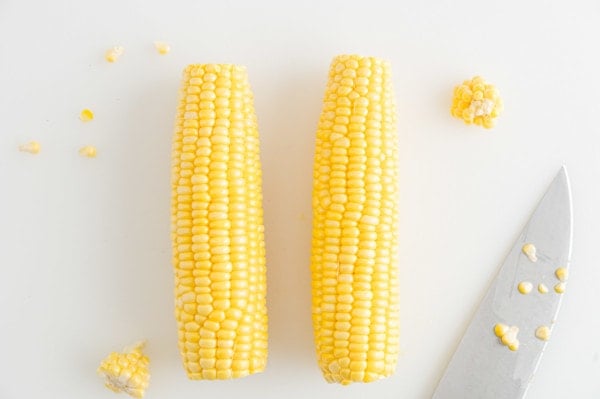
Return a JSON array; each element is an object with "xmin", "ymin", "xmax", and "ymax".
[
  {"xmin": 451, "ymin": 76, "xmax": 502, "ymax": 129},
  {"xmin": 98, "ymin": 341, "xmax": 150, "ymax": 398}
]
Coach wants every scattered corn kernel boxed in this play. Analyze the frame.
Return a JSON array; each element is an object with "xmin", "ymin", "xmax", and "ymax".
[
  {"xmin": 79, "ymin": 145, "xmax": 97, "ymax": 158},
  {"xmin": 450, "ymin": 76, "xmax": 503, "ymax": 129},
  {"xmin": 171, "ymin": 64, "xmax": 268, "ymax": 380},
  {"xmin": 19, "ymin": 141, "xmax": 41, "ymax": 154},
  {"xmin": 555, "ymin": 267, "xmax": 569, "ymax": 282},
  {"xmin": 538, "ymin": 283, "xmax": 549, "ymax": 294},
  {"xmin": 154, "ymin": 41, "xmax": 170, "ymax": 55},
  {"xmin": 494, "ymin": 323, "xmax": 509, "ymax": 338},
  {"xmin": 311, "ymin": 55, "xmax": 400, "ymax": 384},
  {"xmin": 105, "ymin": 46, "xmax": 124, "ymax": 63},
  {"xmin": 494, "ymin": 324, "xmax": 519, "ymax": 352},
  {"xmin": 98, "ymin": 341, "xmax": 150, "ymax": 398},
  {"xmin": 535, "ymin": 326, "xmax": 551, "ymax": 341},
  {"xmin": 554, "ymin": 282, "xmax": 566, "ymax": 294},
  {"xmin": 517, "ymin": 281, "xmax": 533, "ymax": 295},
  {"xmin": 80, "ymin": 108, "xmax": 94, "ymax": 122},
  {"xmin": 522, "ymin": 243, "xmax": 538, "ymax": 262}
]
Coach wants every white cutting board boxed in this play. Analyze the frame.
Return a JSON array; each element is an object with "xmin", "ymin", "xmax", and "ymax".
[{"xmin": 1, "ymin": 0, "xmax": 599, "ymax": 398}]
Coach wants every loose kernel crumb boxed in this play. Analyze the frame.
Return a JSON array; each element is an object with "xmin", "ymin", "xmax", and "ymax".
[
  {"xmin": 79, "ymin": 145, "xmax": 97, "ymax": 158},
  {"xmin": 154, "ymin": 41, "xmax": 170, "ymax": 55},
  {"xmin": 522, "ymin": 243, "xmax": 538, "ymax": 262},
  {"xmin": 80, "ymin": 108, "xmax": 94, "ymax": 122},
  {"xmin": 535, "ymin": 326, "xmax": 551, "ymax": 341},
  {"xmin": 19, "ymin": 141, "xmax": 41, "ymax": 154},
  {"xmin": 554, "ymin": 282, "xmax": 566, "ymax": 294},
  {"xmin": 450, "ymin": 76, "xmax": 503, "ymax": 129},
  {"xmin": 555, "ymin": 267, "xmax": 569, "ymax": 282},
  {"xmin": 105, "ymin": 46, "xmax": 124, "ymax": 63},
  {"xmin": 517, "ymin": 281, "xmax": 533, "ymax": 295},
  {"xmin": 538, "ymin": 283, "xmax": 549, "ymax": 294}
]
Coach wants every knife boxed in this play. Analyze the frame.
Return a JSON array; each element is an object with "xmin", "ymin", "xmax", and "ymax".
[{"xmin": 432, "ymin": 167, "xmax": 573, "ymax": 399}]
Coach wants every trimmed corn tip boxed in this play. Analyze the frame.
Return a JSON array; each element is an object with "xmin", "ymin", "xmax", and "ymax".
[
  {"xmin": 19, "ymin": 141, "xmax": 41, "ymax": 154},
  {"xmin": 310, "ymin": 54, "xmax": 400, "ymax": 385},
  {"xmin": 97, "ymin": 341, "xmax": 150, "ymax": 398},
  {"xmin": 79, "ymin": 145, "xmax": 97, "ymax": 158},
  {"xmin": 80, "ymin": 108, "xmax": 94, "ymax": 122},
  {"xmin": 450, "ymin": 76, "xmax": 502, "ymax": 129},
  {"xmin": 154, "ymin": 41, "xmax": 170, "ymax": 55},
  {"xmin": 171, "ymin": 64, "xmax": 268, "ymax": 380},
  {"xmin": 105, "ymin": 46, "xmax": 124, "ymax": 63}
]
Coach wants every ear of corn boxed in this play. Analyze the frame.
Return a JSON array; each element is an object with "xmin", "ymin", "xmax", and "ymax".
[
  {"xmin": 171, "ymin": 64, "xmax": 268, "ymax": 380},
  {"xmin": 97, "ymin": 341, "xmax": 150, "ymax": 398},
  {"xmin": 310, "ymin": 54, "xmax": 400, "ymax": 384}
]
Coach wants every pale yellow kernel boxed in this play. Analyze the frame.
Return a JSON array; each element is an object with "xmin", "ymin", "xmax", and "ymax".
[
  {"xmin": 19, "ymin": 141, "xmax": 41, "ymax": 154},
  {"xmin": 104, "ymin": 46, "xmax": 124, "ymax": 63},
  {"xmin": 517, "ymin": 281, "xmax": 533, "ymax": 295},
  {"xmin": 555, "ymin": 267, "xmax": 569, "ymax": 282},
  {"xmin": 154, "ymin": 41, "xmax": 170, "ymax": 55},
  {"xmin": 554, "ymin": 282, "xmax": 566, "ymax": 294},
  {"xmin": 80, "ymin": 108, "xmax": 94, "ymax": 122},
  {"xmin": 522, "ymin": 243, "xmax": 538, "ymax": 262},
  {"xmin": 538, "ymin": 283, "xmax": 549, "ymax": 294},
  {"xmin": 79, "ymin": 145, "xmax": 97, "ymax": 158},
  {"xmin": 535, "ymin": 325, "xmax": 551, "ymax": 341}
]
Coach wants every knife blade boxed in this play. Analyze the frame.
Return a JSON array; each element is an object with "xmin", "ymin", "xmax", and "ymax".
[{"xmin": 432, "ymin": 167, "xmax": 573, "ymax": 399}]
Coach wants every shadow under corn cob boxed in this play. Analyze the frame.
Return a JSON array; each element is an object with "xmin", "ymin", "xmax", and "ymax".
[
  {"xmin": 310, "ymin": 54, "xmax": 400, "ymax": 384},
  {"xmin": 171, "ymin": 64, "xmax": 268, "ymax": 380}
]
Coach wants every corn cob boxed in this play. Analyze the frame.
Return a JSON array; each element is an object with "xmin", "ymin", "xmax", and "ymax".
[
  {"xmin": 97, "ymin": 341, "xmax": 150, "ymax": 398},
  {"xmin": 310, "ymin": 54, "xmax": 400, "ymax": 384},
  {"xmin": 171, "ymin": 64, "xmax": 268, "ymax": 380}
]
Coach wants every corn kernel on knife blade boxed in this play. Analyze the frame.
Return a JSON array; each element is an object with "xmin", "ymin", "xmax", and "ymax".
[{"xmin": 432, "ymin": 167, "xmax": 573, "ymax": 399}]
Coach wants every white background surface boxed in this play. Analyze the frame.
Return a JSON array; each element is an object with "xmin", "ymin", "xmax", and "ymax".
[{"xmin": 1, "ymin": 0, "xmax": 599, "ymax": 398}]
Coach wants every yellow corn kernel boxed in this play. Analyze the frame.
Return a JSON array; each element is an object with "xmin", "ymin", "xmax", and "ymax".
[
  {"xmin": 154, "ymin": 41, "xmax": 170, "ymax": 55},
  {"xmin": 79, "ymin": 145, "xmax": 97, "ymax": 158},
  {"xmin": 311, "ymin": 55, "xmax": 399, "ymax": 384},
  {"xmin": 450, "ymin": 76, "xmax": 502, "ymax": 129},
  {"xmin": 517, "ymin": 281, "xmax": 533, "ymax": 295},
  {"xmin": 97, "ymin": 341, "xmax": 150, "ymax": 398},
  {"xmin": 171, "ymin": 64, "xmax": 268, "ymax": 380},
  {"xmin": 105, "ymin": 46, "xmax": 124, "ymax": 63},
  {"xmin": 493, "ymin": 323, "xmax": 509, "ymax": 338},
  {"xmin": 554, "ymin": 282, "xmax": 566, "ymax": 294},
  {"xmin": 80, "ymin": 108, "xmax": 94, "ymax": 122},
  {"xmin": 19, "ymin": 140, "xmax": 41, "ymax": 154},
  {"xmin": 555, "ymin": 267, "xmax": 568, "ymax": 282}
]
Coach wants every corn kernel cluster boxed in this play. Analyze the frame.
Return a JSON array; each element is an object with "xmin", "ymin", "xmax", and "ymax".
[
  {"xmin": 451, "ymin": 76, "xmax": 502, "ymax": 129},
  {"xmin": 310, "ymin": 54, "xmax": 400, "ymax": 384},
  {"xmin": 97, "ymin": 342, "xmax": 150, "ymax": 398},
  {"xmin": 171, "ymin": 64, "xmax": 268, "ymax": 380}
]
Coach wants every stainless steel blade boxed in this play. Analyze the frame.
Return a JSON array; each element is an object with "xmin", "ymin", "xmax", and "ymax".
[{"xmin": 432, "ymin": 167, "xmax": 573, "ymax": 399}]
